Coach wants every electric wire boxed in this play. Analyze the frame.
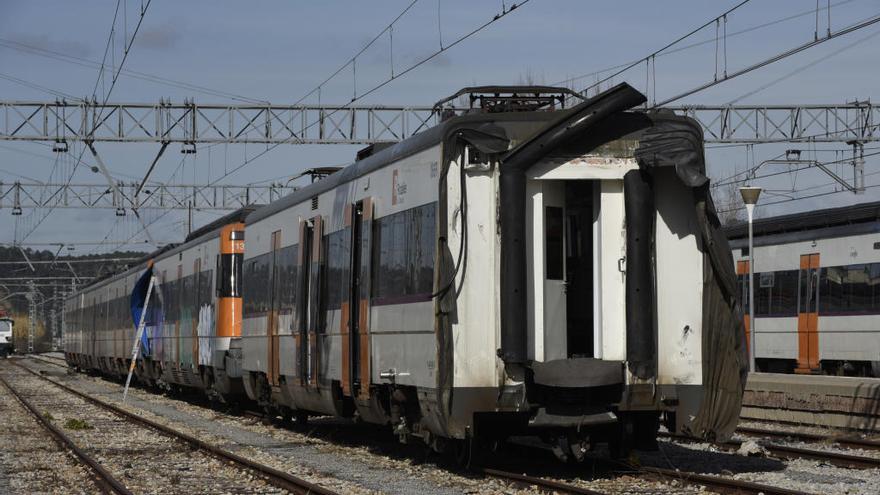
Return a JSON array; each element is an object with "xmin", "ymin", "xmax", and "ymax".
[
  {"xmin": 91, "ymin": 0, "xmax": 122, "ymax": 102},
  {"xmin": 0, "ymin": 72, "xmax": 83, "ymax": 101},
  {"xmin": 106, "ymin": 1, "xmax": 531, "ymax": 252},
  {"xmin": 18, "ymin": 0, "xmax": 154, "ymax": 245},
  {"xmin": 0, "ymin": 37, "xmax": 268, "ymax": 104},
  {"xmin": 553, "ymin": 0, "xmax": 858, "ymax": 87},
  {"xmin": 574, "ymin": 0, "xmax": 753, "ymax": 96},
  {"xmin": 726, "ymin": 27, "xmax": 880, "ymax": 104},
  {"xmin": 289, "ymin": 0, "xmax": 422, "ymax": 106},
  {"xmin": 653, "ymin": 12, "xmax": 880, "ymax": 107},
  {"xmin": 712, "ymin": 148, "xmax": 880, "ymax": 189}
]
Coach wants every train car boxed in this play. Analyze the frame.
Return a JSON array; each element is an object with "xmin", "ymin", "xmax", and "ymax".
[
  {"xmin": 235, "ymin": 84, "xmax": 746, "ymax": 458},
  {"xmin": 63, "ymin": 206, "xmax": 255, "ymax": 400},
  {"xmin": 727, "ymin": 200, "xmax": 880, "ymax": 376},
  {"xmin": 0, "ymin": 314, "xmax": 12, "ymax": 356}
]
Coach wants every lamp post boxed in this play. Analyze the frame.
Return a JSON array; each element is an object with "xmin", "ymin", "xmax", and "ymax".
[{"xmin": 739, "ymin": 186, "xmax": 762, "ymax": 373}]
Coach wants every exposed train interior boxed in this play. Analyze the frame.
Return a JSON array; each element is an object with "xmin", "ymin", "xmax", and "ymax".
[{"xmin": 534, "ymin": 180, "xmax": 597, "ymax": 360}]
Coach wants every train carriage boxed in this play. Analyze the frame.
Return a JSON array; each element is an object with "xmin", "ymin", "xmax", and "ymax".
[
  {"xmin": 236, "ymin": 84, "xmax": 746, "ymax": 456},
  {"xmin": 63, "ymin": 84, "xmax": 745, "ymax": 459},
  {"xmin": 728, "ymin": 201, "xmax": 880, "ymax": 376},
  {"xmin": 63, "ymin": 207, "xmax": 254, "ymax": 399}
]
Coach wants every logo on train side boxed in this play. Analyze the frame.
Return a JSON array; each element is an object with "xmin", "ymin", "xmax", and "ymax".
[{"xmin": 392, "ymin": 169, "xmax": 407, "ymax": 206}]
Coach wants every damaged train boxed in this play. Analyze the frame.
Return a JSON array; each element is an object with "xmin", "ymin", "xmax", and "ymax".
[{"xmin": 63, "ymin": 83, "xmax": 747, "ymax": 459}]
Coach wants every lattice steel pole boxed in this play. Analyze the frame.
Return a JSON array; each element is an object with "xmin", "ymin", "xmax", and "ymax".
[
  {"xmin": 50, "ymin": 285, "xmax": 58, "ymax": 351},
  {"xmin": 27, "ymin": 281, "xmax": 36, "ymax": 354}
]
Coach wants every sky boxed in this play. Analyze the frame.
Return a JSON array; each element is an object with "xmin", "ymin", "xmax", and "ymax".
[{"xmin": 1, "ymin": 0, "xmax": 879, "ymax": 254}]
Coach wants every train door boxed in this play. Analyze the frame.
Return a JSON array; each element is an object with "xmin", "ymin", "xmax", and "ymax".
[
  {"xmin": 796, "ymin": 253, "xmax": 820, "ymax": 373},
  {"xmin": 192, "ymin": 258, "xmax": 201, "ymax": 367},
  {"xmin": 176, "ymin": 264, "xmax": 182, "ymax": 366},
  {"xmin": 736, "ymin": 260, "xmax": 750, "ymax": 355},
  {"xmin": 542, "ymin": 182, "xmax": 567, "ymax": 360},
  {"xmin": 267, "ymin": 230, "xmax": 281, "ymax": 386},
  {"xmin": 344, "ymin": 199, "xmax": 373, "ymax": 399},
  {"xmin": 295, "ymin": 217, "xmax": 323, "ymax": 386},
  {"xmin": 534, "ymin": 180, "xmax": 596, "ymax": 361},
  {"xmin": 564, "ymin": 181, "xmax": 595, "ymax": 358},
  {"xmin": 89, "ymin": 295, "xmax": 97, "ymax": 364},
  {"xmin": 307, "ymin": 216, "xmax": 324, "ymax": 387}
]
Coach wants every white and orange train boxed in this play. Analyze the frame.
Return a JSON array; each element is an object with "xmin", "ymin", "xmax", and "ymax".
[
  {"xmin": 63, "ymin": 207, "xmax": 252, "ymax": 399},
  {"xmin": 64, "ymin": 84, "xmax": 746, "ymax": 459},
  {"xmin": 728, "ymin": 201, "xmax": 880, "ymax": 377}
]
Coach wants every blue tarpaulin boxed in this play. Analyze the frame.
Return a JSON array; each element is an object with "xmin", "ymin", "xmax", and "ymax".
[{"xmin": 130, "ymin": 265, "xmax": 153, "ymax": 356}]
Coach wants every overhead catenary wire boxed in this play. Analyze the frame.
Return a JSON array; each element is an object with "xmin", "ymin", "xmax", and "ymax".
[
  {"xmin": 726, "ymin": 27, "xmax": 880, "ymax": 104},
  {"xmin": 553, "ymin": 0, "xmax": 858, "ymax": 87},
  {"xmin": 18, "ymin": 0, "xmax": 154, "ymax": 245},
  {"xmin": 289, "ymin": 0, "xmax": 422, "ymax": 107},
  {"xmin": 653, "ymin": 12, "xmax": 880, "ymax": 107},
  {"xmin": 570, "ymin": 0, "xmax": 754, "ymax": 96},
  {"xmin": 0, "ymin": 73, "xmax": 83, "ymax": 101},
  {"xmin": 0, "ymin": 37, "xmax": 268, "ymax": 104},
  {"xmin": 102, "ymin": 1, "xmax": 532, "ymax": 253}
]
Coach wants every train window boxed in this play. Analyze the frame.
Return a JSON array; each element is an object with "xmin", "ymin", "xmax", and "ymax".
[
  {"xmin": 217, "ymin": 253, "xmax": 243, "ymax": 298},
  {"xmin": 275, "ymin": 245, "xmax": 298, "ymax": 314},
  {"xmin": 243, "ymin": 253, "xmax": 271, "ymax": 317},
  {"xmin": 230, "ymin": 230, "xmax": 245, "ymax": 240},
  {"xmin": 372, "ymin": 202, "xmax": 437, "ymax": 304},
  {"xmin": 200, "ymin": 269, "xmax": 214, "ymax": 308},
  {"xmin": 754, "ymin": 269, "xmax": 798, "ymax": 317},
  {"xmin": 820, "ymin": 263, "xmax": 880, "ymax": 315},
  {"xmin": 324, "ymin": 230, "xmax": 350, "ymax": 312},
  {"xmin": 545, "ymin": 206, "xmax": 564, "ymax": 280}
]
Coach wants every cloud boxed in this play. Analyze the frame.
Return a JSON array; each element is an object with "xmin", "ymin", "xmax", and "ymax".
[
  {"xmin": 6, "ymin": 33, "xmax": 91, "ymax": 58},
  {"xmin": 136, "ymin": 24, "xmax": 181, "ymax": 51}
]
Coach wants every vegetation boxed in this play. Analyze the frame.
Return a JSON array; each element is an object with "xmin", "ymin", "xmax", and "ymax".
[
  {"xmin": 63, "ymin": 418, "xmax": 93, "ymax": 430},
  {"xmin": 0, "ymin": 246, "xmax": 148, "ymax": 352}
]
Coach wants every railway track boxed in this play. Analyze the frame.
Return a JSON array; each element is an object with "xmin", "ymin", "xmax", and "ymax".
[
  {"xmin": 737, "ymin": 425, "xmax": 880, "ymax": 452},
  {"xmin": 19, "ymin": 356, "xmax": 820, "ymax": 495},
  {"xmin": 479, "ymin": 461, "xmax": 815, "ymax": 495},
  {"xmin": 661, "ymin": 430, "xmax": 880, "ymax": 470},
  {"xmin": 3, "ymin": 359, "xmax": 338, "ymax": 495},
  {"xmin": 0, "ymin": 371, "xmax": 130, "ymax": 494}
]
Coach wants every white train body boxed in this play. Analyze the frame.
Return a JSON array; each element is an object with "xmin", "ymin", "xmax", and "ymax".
[
  {"xmin": 729, "ymin": 202, "xmax": 880, "ymax": 375},
  {"xmin": 64, "ymin": 85, "xmax": 746, "ymax": 455},
  {"xmin": 236, "ymin": 84, "xmax": 745, "ymax": 448}
]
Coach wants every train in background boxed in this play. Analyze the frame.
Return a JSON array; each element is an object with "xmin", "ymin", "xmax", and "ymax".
[
  {"xmin": 727, "ymin": 201, "xmax": 880, "ymax": 377},
  {"xmin": 0, "ymin": 311, "xmax": 13, "ymax": 356},
  {"xmin": 63, "ymin": 206, "xmax": 254, "ymax": 400},
  {"xmin": 64, "ymin": 84, "xmax": 746, "ymax": 460}
]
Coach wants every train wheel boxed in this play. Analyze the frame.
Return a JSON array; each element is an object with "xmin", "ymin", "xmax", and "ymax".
[
  {"xmin": 609, "ymin": 417, "xmax": 634, "ymax": 460},
  {"xmin": 294, "ymin": 411, "xmax": 308, "ymax": 426}
]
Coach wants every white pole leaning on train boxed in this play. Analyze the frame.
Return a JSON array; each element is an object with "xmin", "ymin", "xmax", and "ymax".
[
  {"xmin": 124, "ymin": 267, "xmax": 157, "ymax": 403},
  {"xmin": 740, "ymin": 186, "xmax": 762, "ymax": 374}
]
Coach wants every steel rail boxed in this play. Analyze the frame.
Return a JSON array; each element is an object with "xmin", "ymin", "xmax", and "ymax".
[
  {"xmin": 660, "ymin": 431, "xmax": 880, "ymax": 470},
  {"xmin": 0, "ymin": 369, "xmax": 132, "ymax": 495},
  {"xmin": 737, "ymin": 425, "xmax": 880, "ymax": 452},
  {"xmin": 638, "ymin": 466, "xmax": 813, "ymax": 495},
  {"xmin": 480, "ymin": 467, "xmax": 607, "ymax": 494},
  {"xmin": 26, "ymin": 356, "xmax": 817, "ymax": 494},
  {"xmin": 11, "ymin": 359, "xmax": 338, "ymax": 495}
]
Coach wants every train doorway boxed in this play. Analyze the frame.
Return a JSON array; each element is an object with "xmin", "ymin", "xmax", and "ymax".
[
  {"xmin": 530, "ymin": 179, "xmax": 596, "ymax": 361},
  {"xmin": 296, "ymin": 219, "xmax": 313, "ymax": 384},
  {"xmin": 346, "ymin": 198, "xmax": 373, "ymax": 399},
  {"xmin": 796, "ymin": 253, "xmax": 820, "ymax": 373},
  {"xmin": 564, "ymin": 181, "xmax": 595, "ymax": 358},
  {"xmin": 267, "ymin": 230, "xmax": 281, "ymax": 386}
]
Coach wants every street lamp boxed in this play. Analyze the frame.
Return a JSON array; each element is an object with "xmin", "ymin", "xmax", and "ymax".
[{"xmin": 739, "ymin": 186, "xmax": 762, "ymax": 373}]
